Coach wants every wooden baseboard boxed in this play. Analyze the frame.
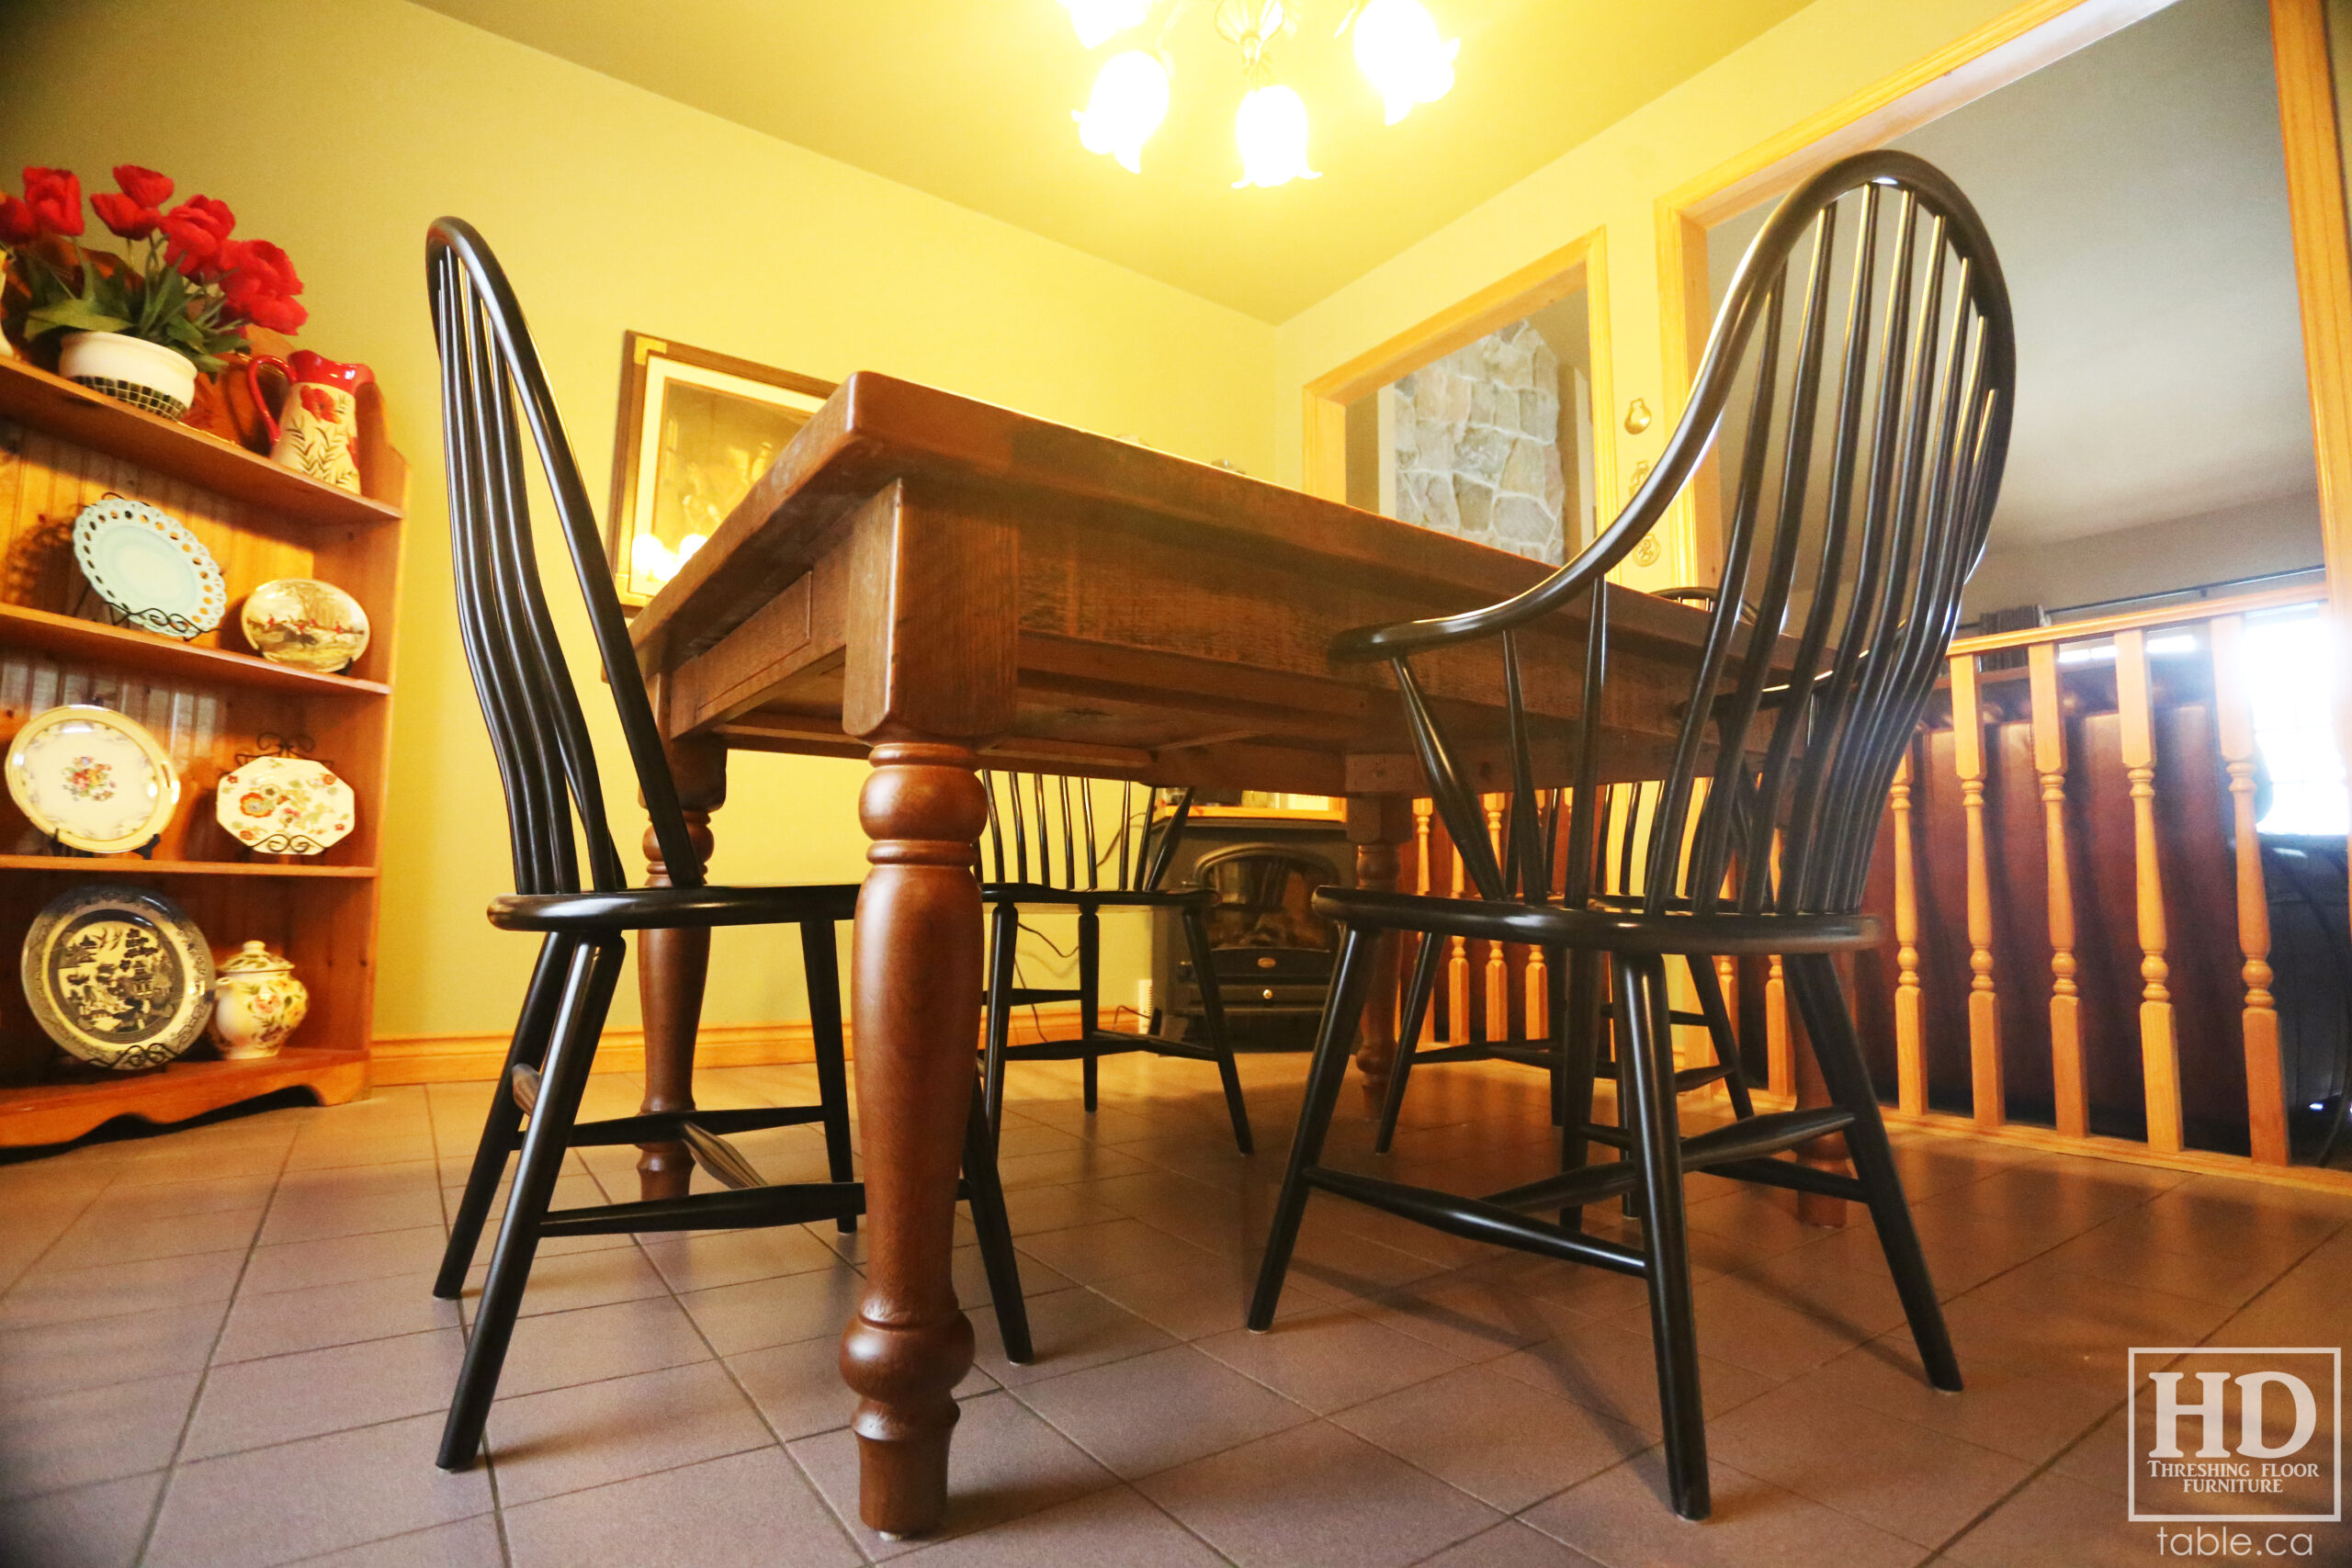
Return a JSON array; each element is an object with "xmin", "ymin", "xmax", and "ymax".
[
  {"xmin": 1736, "ymin": 1088, "xmax": 2352, "ymax": 1195},
  {"xmin": 371, "ymin": 1005, "xmax": 1089, "ymax": 1086}
]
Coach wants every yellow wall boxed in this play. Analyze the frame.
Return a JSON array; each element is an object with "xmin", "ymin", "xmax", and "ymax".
[
  {"xmin": 1272, "ymin": 0, "xmax": 2040, "ymax": 512},
  {"xmin": 0, "ymin": 0, "xmax": 2124, "ymax": 1048},
  {"xmin": 0, "ymin": 0, "xmax": 1273, "ymax": 1041}
]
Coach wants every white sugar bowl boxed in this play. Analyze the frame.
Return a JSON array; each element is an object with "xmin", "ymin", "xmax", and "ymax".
[{"xmin": 209, "ymin": 942, "xmax": 310, "ymax": 1059}]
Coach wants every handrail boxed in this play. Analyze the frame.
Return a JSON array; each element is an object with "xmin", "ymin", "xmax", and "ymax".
[{"xmin": 1948, "ymin": 584, "xmax": 2320, "ymax": 657}]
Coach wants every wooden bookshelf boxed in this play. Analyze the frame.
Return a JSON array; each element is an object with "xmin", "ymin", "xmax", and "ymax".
[{"xmin": 0, "ymin": 351, "xmax": 407, "ymax": 1145}]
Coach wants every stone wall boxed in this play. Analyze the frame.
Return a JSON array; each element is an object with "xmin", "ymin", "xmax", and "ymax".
[{"xmin": 1390, "ymin": 319, "xmax": 1567, "ymax": 565}]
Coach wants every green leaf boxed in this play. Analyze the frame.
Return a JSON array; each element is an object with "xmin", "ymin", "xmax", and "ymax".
[
  {"xmin": 27, "ymin": 299, "xmax": 132, "ymax": 334},
  {"xmin": 136, "ymin": 265, "xmax": 184, "ymax": 336}
]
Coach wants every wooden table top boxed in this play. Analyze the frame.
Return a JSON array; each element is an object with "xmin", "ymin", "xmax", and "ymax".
[{"xmin": 630, "ymin": 371, "xmax": 1724, "ymax": 794}]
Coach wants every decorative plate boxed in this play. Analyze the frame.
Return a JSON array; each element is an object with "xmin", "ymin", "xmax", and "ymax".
[
  {"xmin": 5, "ymin": 705, "xmax": 181, "ymax": 853},
  {"xmin": 21, "ymin": 883, "xmax": 215, "ymax": 1071},
  {"xmin": 239, "ymin": 578, "xmax": 370, "ymax": 673},
  {"xmin": 71, "ymin": 495, "xmax": 227, "ymax": 637},
  {"xmin": 215, "ymin": 755, "xmax": 356, "ymax": 853}
]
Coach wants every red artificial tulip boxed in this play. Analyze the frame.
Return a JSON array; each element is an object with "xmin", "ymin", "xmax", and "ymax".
[
  {"xmin": 160, "ymin": 195, "xmax": 234, "ymax": 277},
  {"xmin": 0, "ymin": 193, "xmax": 37, "ymax": 247},
  {"xmin": 91, "ymin": 192, "xmax": 159, "ymax": 241},
  {"xmin": 221, "ymin": 238, "xmax": 300, "ymax": 299},
  {"xmin": 220, "ymin": 237, "xmax": 307, "ymax": 332},
  {"xmin": 232, "ymin": 289, "xmax": 309, "ymax": 334},
  {"xmin": 111, "ymin": 164, "xmax": 172, "ymax": 209},
  {"xmin": 21, "ymin": 167, "xmax": 82, "ymax": 238}
]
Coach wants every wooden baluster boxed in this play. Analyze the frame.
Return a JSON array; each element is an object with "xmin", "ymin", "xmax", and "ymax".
[
  {"xmin": 2211, "ymin": 615, "xmax": 2290, "ymax": 1165},
  {"xmin": 1447, "ymin": 838, "xmax": 1470, "ymax": 1043},
  {"xmin": 1765, "ymin": 829, "xmax": 1792, "ymax": 1099},
  {"xmin": 2115, "ymin": 629, "xmax": 2184, "ymax": 1153},
  {"xmin": 1484, "ymin": 794, "xmax": 1510, "ymax": 1037},
  {"xmin": 1525, "ymin": 951, "xmax": 1550, "ymax": 1043},
  {"xmin": 1414, "ymin": 798, "xmax": 1436, "ymax": 1045},
  {"xmin": 2028, "ymin": 643, "xmax": 2088, "ymax": 1139},
  {"xmin": 1888, "ymin": 750, "xmax": 1926, "ymax": 1117},
  {"xmin": 1950, "ymin": 650, "xmax": 2005, "ymax": 1130}
]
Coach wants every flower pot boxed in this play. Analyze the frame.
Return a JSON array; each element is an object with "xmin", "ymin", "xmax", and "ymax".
[{"xmin": 58, "ymin": 330, "xmax": 197, "ymax": 421}]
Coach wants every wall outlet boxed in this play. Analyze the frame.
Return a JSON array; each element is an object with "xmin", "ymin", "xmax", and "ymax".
[{"xmin": 1136, "ymin": 979, "xmax": 1154, "ymax": 1020}]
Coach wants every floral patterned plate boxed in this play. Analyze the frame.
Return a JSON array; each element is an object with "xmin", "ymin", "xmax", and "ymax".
[
  {"xmin": 71, "ymin": 495, "xmax": 227, "ymax": 637},
  {"xmin": 4, "ymin": 705, "xmax": 181, "ymax": 853},
  {"xmin": 20, "ymin": 883, "xmax": 214, "ymax": 1071},
  {"xmin": 215, "ymin": 754, "xmax": 356, "ymax": 853}
]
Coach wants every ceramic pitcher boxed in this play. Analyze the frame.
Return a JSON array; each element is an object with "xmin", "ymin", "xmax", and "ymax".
[
  {"xmin": 246, "ymin": 350, "xmax": 371, "ymax": 493},
  {"xmin": 209, "ymin": 941, "xmax": 310, "ymax": 1059}
]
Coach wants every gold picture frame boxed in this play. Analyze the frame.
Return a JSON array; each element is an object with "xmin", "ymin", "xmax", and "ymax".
[{"xmin": 605, "ymin": 333, "xmax": 836, "ymax": 607}]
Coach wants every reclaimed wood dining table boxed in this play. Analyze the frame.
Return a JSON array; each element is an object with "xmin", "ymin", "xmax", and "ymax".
[{"xmin": 623, "ymin": 370, "xmax": 1726, "ymax": 1537}]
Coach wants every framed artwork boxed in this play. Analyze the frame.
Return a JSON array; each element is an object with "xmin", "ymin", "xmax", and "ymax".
[{"xmin": 605, "ymin": 333, "xmax": 836, "ymax": 606}]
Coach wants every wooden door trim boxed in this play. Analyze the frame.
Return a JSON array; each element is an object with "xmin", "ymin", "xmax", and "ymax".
[
  {"xmin": 1654, "ymin": 0, "xmax": 2175, "ymax": 576},
  {"xmin": 1299, "ymin": 227, "xmax": 1611, "ymax": 514}
]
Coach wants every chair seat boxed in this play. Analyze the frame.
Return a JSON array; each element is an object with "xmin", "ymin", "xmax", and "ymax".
[
  {"xmin": 1311, "ymin": 886, "xmax": 1880, "ymax": 956},
  {"xmin": 982, "ymin": 882, "xmax": 1217, "ymax": 910},
  {"xmin": 489, "ymin": 882, "xmax": 862, "ymax": 932}
]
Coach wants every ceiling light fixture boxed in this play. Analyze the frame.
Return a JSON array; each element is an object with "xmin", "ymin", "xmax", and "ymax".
[{"xmin": 1060, "ymin": 0, "xmax": 1457, "ymax": 187}]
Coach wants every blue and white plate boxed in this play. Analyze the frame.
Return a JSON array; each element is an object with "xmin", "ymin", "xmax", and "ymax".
[
  {"xmin": 20, "ymin": 883, "xmax": 214, "ymax": 1071},
  {"xmin": 71, "ymin": 495, "xmax": 227, "ymax": 637}
]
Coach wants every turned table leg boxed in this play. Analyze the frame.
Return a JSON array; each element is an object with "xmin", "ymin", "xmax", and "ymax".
[
  {"xmin": 638, "ymin": 735, "xmax": 726, "ymax": 1201},
  {"xmin": 834, "ymin": 477, "xmax": 1018, "ymax": 1538},
  {"xmin": 841, "ymin": 745, "xmax": 988, "ymax": 1535},
  {"xmin": 1347, "ymin": 793, "xmax": 1415, "ymax": 1107}
]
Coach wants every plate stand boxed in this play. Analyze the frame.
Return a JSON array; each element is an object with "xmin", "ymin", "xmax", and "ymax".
[{"xmin": 40, "ymin": 829, "xmax": 160, "ymax": 861}]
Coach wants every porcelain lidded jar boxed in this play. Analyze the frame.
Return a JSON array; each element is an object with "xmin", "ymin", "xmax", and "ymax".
[{"xmin": 209, "ymin": 942, "xmax": 309, "ymax": 1059}]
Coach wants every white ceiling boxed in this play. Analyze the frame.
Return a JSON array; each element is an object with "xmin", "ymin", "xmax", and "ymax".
[
  {"xmin": 407, "ymin": 0, "xmax": 1815, "ymax": 321},
  {"xmin": 1712, "ymin": 0, "xmax": 2321, "ymax": 555}
]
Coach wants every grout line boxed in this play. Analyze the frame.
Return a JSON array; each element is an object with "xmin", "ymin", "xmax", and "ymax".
[
  {"xmin": 633, "ymin": 1073, "xmax": 875, "ymax": 1564},
  {"xmin": 130, "ymin": 1107, "xmax": 306, "ymax": 1568},
  {"xmin": 421, "ymin": 1083, "xmax": 521, "ymax": 1568}
]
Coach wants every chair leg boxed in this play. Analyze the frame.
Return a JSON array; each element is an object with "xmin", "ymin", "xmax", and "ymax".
[
  {"xmin": 1248, "ymin": 926, "xmax": 1382, "ymax": 1331},
  {"xmin": 960, "ymin": 1077, "xmax": 1034, "ymax": 1363},
  {"xmin": 1080, "ymin": 907, "xmax": 1101, "ymax": 1113},
  {"xmin": 1557, "ymin": 947, "xmax": 1602, "ymax": 1233},
  {"xmin": 1617, "ymin": 953, "xmax": 1710, "ymax": 1521},
  {"xmin": 803, "ymin": 919, "xmax": 857, "ymax": 1234},
  {"xmin": 1182, "ymin": 906, "xmax": 1252, "ymax": 1155},
  {"xmin": 1688, "ymin": 954, "xmax": 1755, "ymax": 1120},
  {"xmin": 438, "ymin": 938, "xmax": 622, "ymax": 1470},
  {"xmin": 1790, "ymin": 953, "xmax": 1960, "ymax": 1392},
  {"xmin": 1375, "ymin": 931, "xmax": 1445, "ymax": 1154},
  {"xmin": 435, "ymin": 934, "xmax": 571, "ymax": 1301},
  {"xmin": 983, "ymin": 901, "xmax": 1019, "ymax": 1147}
]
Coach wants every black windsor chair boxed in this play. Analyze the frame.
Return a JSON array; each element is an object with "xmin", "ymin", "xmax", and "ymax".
[
  {"xmin": 1375, "ymin": 777, "xmax": 1758, "ymax": 1155},
  {"xmin": 980, "ymin": 774, "xmax": 1252, "ymax": 1152},
  {"xmin": 424, "ymin": 219, "xmax": 1030, "ymax": 1472},
  {"xmin": 1247, "ymin": 149, "xmax": 2015, "ymax": 1521}
]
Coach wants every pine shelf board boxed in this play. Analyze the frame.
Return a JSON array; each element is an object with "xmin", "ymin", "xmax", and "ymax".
[
  {"xmin": 0, "ymin": 855, "xmax": 376, "ymax": 878},
  {"xmin": 0, "ymin": 355, "xmax": 401, "ymax": 529},
  {"xmin": 0, "ymin": 602, "xmax": 390, "ymax": 697},
  {"xmin": 0, "ymin": 1047, "xmax": 369, "ymax": 1146}
]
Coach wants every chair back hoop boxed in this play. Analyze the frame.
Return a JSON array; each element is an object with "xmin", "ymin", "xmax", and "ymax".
[
  {"xmin": 981, "ymin": 771, "xmax": 1195, "ymax": 893},
  {"xmin": 425, "ymin": 219, "xmax": 704, "ymax": 897},
  {"xmin": 1341, "ymin": 151, "xmax": 2015, "ymax": 921}
]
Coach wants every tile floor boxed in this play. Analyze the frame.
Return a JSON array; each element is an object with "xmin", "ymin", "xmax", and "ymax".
[{"xmin": 1, "ymin": 1050, "xmax": 2348, "ymax": 1567}]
